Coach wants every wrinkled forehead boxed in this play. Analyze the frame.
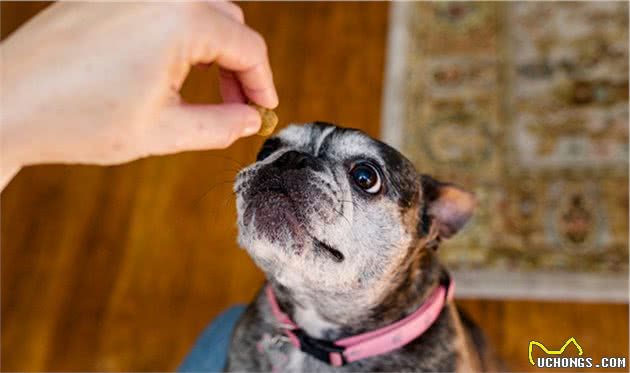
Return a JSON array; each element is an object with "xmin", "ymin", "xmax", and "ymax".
[
  {"xmin": 271, "ymin": 123, "xmax": 420, "ymax": 208},
  {"xmin": 275, "ymin": 122, "xmax": 381, "ymax": 160}
]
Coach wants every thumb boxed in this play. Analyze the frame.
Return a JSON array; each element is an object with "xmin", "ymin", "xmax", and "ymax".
[{"xmin": 146, "ymin": 103, "xmax": 261, "ymax": 155}]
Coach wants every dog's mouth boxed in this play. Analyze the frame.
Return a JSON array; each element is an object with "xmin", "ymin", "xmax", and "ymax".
[{"xmin": 313, "ymin": 238, "xmax": 345, "ymax": 262}]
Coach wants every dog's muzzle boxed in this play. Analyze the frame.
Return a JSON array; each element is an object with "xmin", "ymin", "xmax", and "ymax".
[{"xmin": 238, "ymin": 151, "xmax": 338, "ymax": 247}]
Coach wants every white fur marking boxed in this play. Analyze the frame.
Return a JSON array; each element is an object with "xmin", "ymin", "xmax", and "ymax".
[
  {"xmin": 294, "ymin": 304, "xmax": 340, "ymax": 338},
  {"xmin": 314, "ymin": 126, "xmax": 336, "ymax": 156}
]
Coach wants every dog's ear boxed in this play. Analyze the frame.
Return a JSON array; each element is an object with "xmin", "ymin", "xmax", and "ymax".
[{"xmin": 420, "ymin": 174, "xmax": 476, "ymax": 239}]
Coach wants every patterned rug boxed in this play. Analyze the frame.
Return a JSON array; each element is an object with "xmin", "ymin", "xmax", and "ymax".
[{"xmin": 382, "ymin": 2, "xmax": 628, "ymax": 301}]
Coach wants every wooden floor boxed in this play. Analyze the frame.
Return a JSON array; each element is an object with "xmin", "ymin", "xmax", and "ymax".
[{"xmin": 1, "ymin": 2, "xmax": 628, "ymax": 372}]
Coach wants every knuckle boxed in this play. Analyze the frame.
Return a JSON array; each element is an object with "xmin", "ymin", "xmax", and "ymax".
[
  {"xmin": 223, "ymin": 122, "xmax": 245, "ymax": 148},
  {"xmin": 217, "ymin": 134, "xmax": 236, "ymax": 149},
  {"xmin": 188, "ymin": 1, "xmax": 207, "ymax": 15},
  {"xmin": 180, "ymin": 2, "xmax": 209, "ymax": 27},
  {"xmin": 224, "ymin": 129, "xmax": 240, "ymax": 148},
  {"xmin": 251, "ymin": 31, "xmax": 268, "ymax": 55},
  {"xmin": 201, "ymin": 121, "xmax": 238, "ymax": 150},
  {"xmin": 228, "ymin": 3, "xmax": 245, "ymax": 22}
]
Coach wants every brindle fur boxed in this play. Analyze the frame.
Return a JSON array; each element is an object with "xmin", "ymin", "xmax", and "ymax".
[{"xmin": 227, "ymin": 123, "xmax": 497, "ymax": 372}]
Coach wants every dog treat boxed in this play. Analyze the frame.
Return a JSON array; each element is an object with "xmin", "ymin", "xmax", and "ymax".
[{"xmin": 249, "ymin": 102, "xmax": 278, "ymax": 136}]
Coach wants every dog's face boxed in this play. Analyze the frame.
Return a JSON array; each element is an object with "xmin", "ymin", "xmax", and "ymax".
[{"xmin": 234, "ymin": 123, "xmax": 475, "ymax": 300}]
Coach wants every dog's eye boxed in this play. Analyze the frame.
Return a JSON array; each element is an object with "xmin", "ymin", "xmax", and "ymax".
[
  {"xmin": 350, "ymin": 163, "xmax": 382, "ymax": 194},
  {"xmin": 256, "ymin": 139, "xmax": 281, "ymax": 161}
]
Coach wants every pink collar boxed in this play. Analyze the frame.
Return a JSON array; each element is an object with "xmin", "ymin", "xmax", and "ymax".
[{"xmin": 265, "ymin": 275, "xmax": 455, "ymax": 366}]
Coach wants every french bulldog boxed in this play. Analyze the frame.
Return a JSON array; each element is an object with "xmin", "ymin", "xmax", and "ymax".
[{"xmin": 227, "ymin": 122, "xmax": 497, "ymax": 372}]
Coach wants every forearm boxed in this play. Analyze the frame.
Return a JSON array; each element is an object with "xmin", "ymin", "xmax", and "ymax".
[
  {"xmin": 0, "ymin": 39, "xmax": 33, "ymax": 191},
  {"xmin": 1, "ymin": 43, "xmax": 20, "ymax": 191}
]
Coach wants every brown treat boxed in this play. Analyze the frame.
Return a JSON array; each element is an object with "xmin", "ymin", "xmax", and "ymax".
[{"xmin": 249, "ymin": 103, "xmax": 278, "ymax": 136}]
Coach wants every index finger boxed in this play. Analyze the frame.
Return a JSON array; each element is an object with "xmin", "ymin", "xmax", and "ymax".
[{"xmin": 189, "ymin": 4, "xmax": 278, "ymax": 108}]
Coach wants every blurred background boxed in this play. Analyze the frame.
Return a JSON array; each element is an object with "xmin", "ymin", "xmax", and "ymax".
[
  {"xmin": 383, "ymin": 1, "xmax": 629, "ymax": 302},
  {"xmin": 1, "ymin": 2, "xmax": 628, "ymax": 372}
]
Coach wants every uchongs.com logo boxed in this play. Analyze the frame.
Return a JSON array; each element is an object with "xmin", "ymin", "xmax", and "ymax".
[{"xmin": 529, "ymin": 337, "xmax": 627, "ymax": 369}]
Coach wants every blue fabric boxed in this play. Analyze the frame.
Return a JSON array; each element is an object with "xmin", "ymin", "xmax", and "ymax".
[{"xmin": 178, "ymin": 305, "xmax": 246, "ymax": 372}]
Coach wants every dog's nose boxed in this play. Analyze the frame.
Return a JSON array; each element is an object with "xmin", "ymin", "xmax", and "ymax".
[{"xmin": 273, "ymin": 150, "xmax": 316, "ymax": 170}]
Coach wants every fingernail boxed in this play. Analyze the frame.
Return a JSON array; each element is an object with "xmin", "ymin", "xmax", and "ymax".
[{"xmin": 269, "ymin": 89, "xmax": 279, "ymax": 108}]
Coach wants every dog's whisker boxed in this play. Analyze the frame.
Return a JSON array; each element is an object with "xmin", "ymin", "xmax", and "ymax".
[
  {"xmin": 330, "ymin": 206, "xmax": 361, "ymax": 244},
  {"xmin": 218, "ymin": 167, "xmax": 242, "ymax": 175},
  {"xmin": 331, "ymin": 207, "xmax": 361, "ymax": 244},
  {"xmin": 338, "ymin": 199, "xmax": 366, "ymax": 213},
  {"xmin": 198, "ymin": 179, "xmax": 237, "ymax": 202},
  {"xmin": 203, "ymin": 154, "xmax": 248, "ymax": 169},
  {"xmin": 331, "ymin": 206, "xmax": 352, "ymax": 227}
]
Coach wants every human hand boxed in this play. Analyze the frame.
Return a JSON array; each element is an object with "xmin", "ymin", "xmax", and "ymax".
[{"xmin": 0, "ymin": 1, "xmax": 277, "ymax": 188}]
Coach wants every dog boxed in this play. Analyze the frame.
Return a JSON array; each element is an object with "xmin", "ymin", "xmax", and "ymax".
[{"xmin": 227, "ymin": 122, "xmax": 496, "ymax": 372}]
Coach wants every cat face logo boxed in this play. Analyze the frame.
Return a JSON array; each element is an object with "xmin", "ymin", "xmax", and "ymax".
[{"xmin": 528, "ymin": 337, "xmax": 583, "ymax": 366}]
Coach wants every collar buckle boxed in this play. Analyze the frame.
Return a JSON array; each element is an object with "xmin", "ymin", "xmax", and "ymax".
[{"xmin": 292, "ymin": 328, "xmax": 347, "ymax": 366}]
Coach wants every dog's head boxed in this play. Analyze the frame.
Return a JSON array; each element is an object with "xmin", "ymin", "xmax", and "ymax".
[{"xmin": 234, "ymin": 123, "xmax": 475, "ymax": 301}]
